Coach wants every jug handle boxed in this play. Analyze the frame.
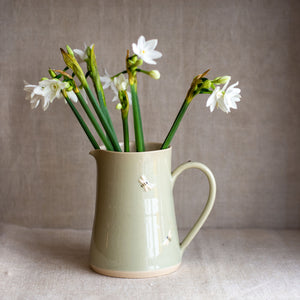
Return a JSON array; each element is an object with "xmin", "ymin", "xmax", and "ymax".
[{"xmin": 171, "ymin": 161, "xmax": 216, "ymax": 254}]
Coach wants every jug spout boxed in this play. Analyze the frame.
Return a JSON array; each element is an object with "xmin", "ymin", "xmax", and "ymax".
[{"xmin": 89, "ymin": 150, "xmax": 98, "ymax": 159}]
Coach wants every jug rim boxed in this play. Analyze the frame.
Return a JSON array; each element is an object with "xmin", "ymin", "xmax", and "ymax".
[{"xmin": 89, "ymin": 142, "xmax": 171, "ymax": 156}]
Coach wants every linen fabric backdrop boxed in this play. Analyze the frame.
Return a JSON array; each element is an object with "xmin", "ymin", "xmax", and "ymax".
[{"xmin": 0, "ymin": 0, "xmax": 299, "ymax": 230}]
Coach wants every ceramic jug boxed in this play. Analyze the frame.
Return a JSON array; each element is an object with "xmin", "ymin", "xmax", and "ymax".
[{"xmin": 89, "ymin": 142, "xmax": 216, "ymax": 278}]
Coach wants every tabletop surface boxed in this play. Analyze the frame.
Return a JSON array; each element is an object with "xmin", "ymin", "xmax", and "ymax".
[{"xmin": 0, "ymin": 224, "xmax": 299, "ymax": 299}]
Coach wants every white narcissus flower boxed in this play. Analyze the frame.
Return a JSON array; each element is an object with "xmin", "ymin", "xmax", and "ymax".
[
  {"xmin": 39, "ymin": 79, "xmax": 66, "ymax": 105},
  {"xmin": 24, "ymin": 79, "xmax": 70, "ymax": 111},
  {"xmin": 113, "ymin": 74, "xmax": 128, "ymax": 92},
  {"xmin": 206, "ymin": 80, "xmax": 241, "ymax": 113},
  {"xmin": 100, "ymin": 70, "xmax": 117, "ymax": 94},
  {"xmin": 224, "ymin": 81, "xmax": 241, "ymax": 111},
  {"xmin": 24, "ymin": 81, "xmax": 45, "ymax": 109},
  {"xmin": 73, "ymin": 43, "xmax": 94, "ymax": 63},
  {"xmin": 112, "ymin": 74, "xmax": 132, "ymax": 104},
  {"xmin": 132, "ymin": 35, "xmax": 162, "ymax": 65}
]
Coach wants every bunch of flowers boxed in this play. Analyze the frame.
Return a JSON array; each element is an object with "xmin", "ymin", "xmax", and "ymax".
[{"xmin": 24, "ymin": 35, "xmax": 241, "ymax": 152}]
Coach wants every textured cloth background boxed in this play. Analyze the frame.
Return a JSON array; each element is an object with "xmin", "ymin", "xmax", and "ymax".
[{"xmin": 0, "ymin": 0, "xmax": 299, "ymax": 229}]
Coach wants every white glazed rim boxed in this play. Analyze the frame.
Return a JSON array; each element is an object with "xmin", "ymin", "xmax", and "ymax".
[{"xmin": 90, "ymin": 142, "xmax": 171, "ymax": 155}]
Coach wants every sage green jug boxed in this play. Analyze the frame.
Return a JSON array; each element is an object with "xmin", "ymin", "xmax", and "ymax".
[{"xmin": 89, "ymin": 142, "xmax": 216, "ymax": 278}]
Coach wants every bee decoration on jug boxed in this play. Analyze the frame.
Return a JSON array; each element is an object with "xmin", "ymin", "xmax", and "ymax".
[
  {"xmin": 138, "ymin": 175, "xmax": 154, "ymax": 192},
  {"xmin": 163, "ymin": 230, "xmax": 172, "ymax": 246}
]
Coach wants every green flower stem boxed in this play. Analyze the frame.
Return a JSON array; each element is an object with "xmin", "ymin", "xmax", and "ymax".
[
  {"xmin": 112, "ymin": 70, "xmax": 127, "ymax": 79},
  {"xmin": 88, "ymin": 64, "xmax": 118, "ymax": 150},
  {"xmin": 135, "ymin": 69, "xmax": 151, "ymax": 76},
  {"xmin": 61, "ymin": 48, "xmax": 119, "ymax": 150},
  {"xmin": 136, "ymin": 68, "xmax": 146, "ymax": 74},
  {"xmin": 118, "ymin": 91, "xmax": 130, "ymax": 152},
  {"xmin": 130, "ymin": 83, "xmax": 145, "ymax": 152},
  {"xmin": 63, "ymin": 93, "xmax": 99, "ymax": 150},
  {"xmin": 160, "ymin": 71, "xmax": 211, "ymax": 150},
  {"xmin": 161, "ymin": 100, "xmax": 190, "ymax": 149},
  {"xmin": 122, "ymin": 115, "xmax": 129, "ymax": 152},
  {"xmin": 87, "ymin": 45, "xmax": 107, "ymax": 109},
  {"xmin": 95, "ymin": 88, "xmax": 119, "ymax": 148},
  {"xmin": 84, "ymin": 86, "xmax": 121, "ymax": 152},
  {"xmin": 75, "ymin": 90, "xmax": 113, "ymax": 151},
  {"xmin": 95, "ymin": 85, "xmax": 106, "ymax": 107}
]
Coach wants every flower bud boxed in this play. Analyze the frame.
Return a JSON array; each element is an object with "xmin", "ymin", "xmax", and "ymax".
[
  {"xmin": 48, "ymin": 69, "xmax": 57, "ymax": 78},
  {"xmin": 86, "ymin": 46, "xmax": 92, "ymax": 58},
  {"xmin": 128, "ymin": 55, "xmax": 138, "ymax": 66},
  {"xmin": 201, "ymin": 79, "xmax": 211, "ymax": 90},
  {"xmin": 131, "ymin": 55, "xmax": 138, "ymax": 63},
  {"xmin": 64, "ymin": 81, "xmax": 73, "ymax": 92},
  {"xmin": 116, "ymin": 103, "xmax": 122, "ymax": 110},
  {"xmin": 212, "ymin": 76, "xmax": 231, "ymax": 85},
  {"xmin": 134, "ymin": 59, "xmax": 143, "ymax": 67},
  {"xmin": 66, "ymin": 45, "xmax": 75, "ymax": 57},
  {"xmin": 61, "ymin": 48, "xmax": 88, "ymax": 87},
  {"xmin": 149, "ymin": 70, "xmax": 160, "ymax": 80}
]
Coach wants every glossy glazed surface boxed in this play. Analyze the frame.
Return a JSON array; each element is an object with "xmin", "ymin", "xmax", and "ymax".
[{"xmin": 89, "ymin": 142, "xmax": 216, "ymax": 277}]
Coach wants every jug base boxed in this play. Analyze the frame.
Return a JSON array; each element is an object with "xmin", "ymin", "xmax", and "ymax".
[{"xmin": 90, "ymin": 263, "xmax": 180, "ymax": 278}]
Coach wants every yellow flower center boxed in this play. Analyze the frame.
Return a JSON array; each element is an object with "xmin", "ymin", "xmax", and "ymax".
[{"xmin": 51, "ymin": 83, "xmax": 58, "ymax": 91}]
